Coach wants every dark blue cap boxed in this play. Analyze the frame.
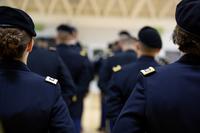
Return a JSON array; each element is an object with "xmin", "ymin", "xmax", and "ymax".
[
  {"xmin": 57, "ymin": 24, "xmax": 74, "ymax": 34},
  {"xmin": 176, "ymin": 0, "xmax": 200, "ymax": 38},
  {"xmin": 0, "ymin": 6, "xmax": 36, "ymax": 37},
  {"xmin": 138, "ymin": 26, "xmax": 162, "ymax": 49}
]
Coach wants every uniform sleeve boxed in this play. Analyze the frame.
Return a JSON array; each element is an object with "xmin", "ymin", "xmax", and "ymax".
[
  {"xmin": 98, "ymin": 59, "xmax": 112, "ymax": 94},
  {"xmin": 106, "ymin": 73, "xmax": 124, "ymax": 124},
  {"xmin": 57, "ymin": 56, "xmax": 77, "ymax": 105},
  {"xmin": 76, "ymin": 58, "xmax": 93, "ymax": 96},
  {"xmin": 49, "ymin": 85, "xmax": 76, "ymax": 133},
  {"xmin": 112, "ymin": 74, "xmax": 146, "ymax": 133}
]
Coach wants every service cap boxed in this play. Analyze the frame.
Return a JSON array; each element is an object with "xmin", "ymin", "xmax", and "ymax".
[
  {"xmin": 0, "ymin": 6, "xmax": 36, "ymax": 37},
  {"xmin": 138, "ymin": 26, "xmax": 162, "ymax": 49}
]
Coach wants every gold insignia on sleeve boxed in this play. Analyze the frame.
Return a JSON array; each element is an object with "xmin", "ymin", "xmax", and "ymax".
[
  {"xmin": 140, "ymin": 67, "xmax": 156, "ymax": 76},
  {"xmin": 112, "ymin": 65, "xmax": 122, "ymax": 72},
  {"xmin": 72, "ymin": 95, "xmax": 78, "ymax": 102},
  {"xmin": 45, "ymin": 76, "xmax": 58, "ymax": 85},
  {"xmin": 80, "ymin": 49, "xmax": 87, "ymax": 57}
]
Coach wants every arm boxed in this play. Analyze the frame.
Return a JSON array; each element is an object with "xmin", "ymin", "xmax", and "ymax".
[
  {"xmin": 98, "ymin": 59, "xmax": 112, "ymax": 94},
  {"xmin": 106, "ymin": 73, "xmax": 124, "ymax": 124},
  {"xmin": 112, "ymin": 75, "xmax": 146, "ymax": 133},
  {"xmin": 57, "ymin": 56, "xmax": 77, "ymax": 105},
  {"xmin": 49, "ymin": 86, "xmax": 76, "ymax": 133},
  {"xmin": 76, "ymin": 58, "xmax": 93, "ymax": 96}
]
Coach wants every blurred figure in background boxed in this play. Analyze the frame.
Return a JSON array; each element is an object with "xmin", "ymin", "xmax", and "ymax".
[
  {"xmin": 28, "ymin": 43, "xmax": 77, "ymax": 105},
  {"xmin": 34, "ymin": 37, "xmax": 49, "ymax": 49},
  {"xmin": 107, "ymin": 26, "xmax": 162, "ymax": 130},
  {"xmin": 56, "ymin": 24, "xmax": 93, "ymax": 133},
  {"xmin": 98, "ymin": 36, "xmax": 138, "ymax": 132}
]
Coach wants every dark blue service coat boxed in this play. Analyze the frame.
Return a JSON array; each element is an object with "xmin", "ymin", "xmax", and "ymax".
[
  {"xmin": 113, "ymin": 54, "xmax": 200, "ymax": 133},
  {"xmin": 107, "ymin": 56, "xmax": 159, "ymax": 124},
  {"xmin": 98, "ymin": 50, "xmax": 137, "ymax": 93},
  {"xmin": 0, "ymin": 60, "xmax": 75, "ymax": 133},
  {"xmin": 57, "ymin": 44, "xmax": 93, "ymax": 118},
  {"xmin": 28, "ymin": 46, "xmax": 77, "ymax": 105}
]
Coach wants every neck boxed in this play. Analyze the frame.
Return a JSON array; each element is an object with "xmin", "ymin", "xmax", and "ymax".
[{"xmin": 138, "ymin": 52, "xmax": 156, "ymax": 58}]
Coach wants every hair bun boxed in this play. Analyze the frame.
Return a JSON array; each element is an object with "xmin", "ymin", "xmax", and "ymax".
[{"xmin": 0, "ymin": 28, "xmax": 31, "ymax": 59}]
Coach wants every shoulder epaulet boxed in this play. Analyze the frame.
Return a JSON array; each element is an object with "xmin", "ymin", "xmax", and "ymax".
[
  {"xmin": 45, "ymin": 76, "xmax": 58, "ymax": 85},
  {"xmin": 80, "ymin": 49, "xmax": 87, "ymax": 57},
  {"xmin": 140, "ymin": 66, "xmax": 156, "ymax": 76},
  {"xmin": 49, "ymin": 47, "xmax": 57, "ymax": 51},
  {"xmin": 112, "ymin": 65, "xmax": 122, "ymax": 72}
]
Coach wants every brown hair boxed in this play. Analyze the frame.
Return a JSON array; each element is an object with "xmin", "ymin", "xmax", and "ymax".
[
  {"xmin": 173, "ymin": 25, "xmax": 200, "ymax": 56},
  {"xmin": 0, "ymin": 27, "xmax": 31, "ymax": 59}
]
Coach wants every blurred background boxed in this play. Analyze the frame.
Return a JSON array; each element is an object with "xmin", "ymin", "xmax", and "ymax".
[{"xmin": 0, "ymin": 0, "xmax": 181, "ymax": 133}]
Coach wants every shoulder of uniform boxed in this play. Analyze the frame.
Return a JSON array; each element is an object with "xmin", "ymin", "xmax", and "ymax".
[
  {"xmin": 140, "ymin": 66, "xmax": 156, "ymax": 76},
  {"xmin": 48, "ymin": 47, "xmax": 57, "ymax": 51},
  {"xmin": 80, "ymin": 49, "xmax": 88, "ymax": 57},
  {"xmin": 45, "ymin": 76, "xmax": 58, "ymax": 85},
  {"xmin": 112, "ymin": 65, "xmax": 122, "ymax": 72}
]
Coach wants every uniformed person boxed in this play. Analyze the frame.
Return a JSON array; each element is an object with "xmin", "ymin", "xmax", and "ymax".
[
  {"xmin": 56, "ymin": 24, "xmax": 93, "ymax": 133},
  {"xmin": 98, "ymin": 37, "xmax": 138, "ymax": 132},
  {"xmin": 28, "ymin": 45, "xmax": 77, "ymax": 105},
  {"xmin": 98, "ymin": 37, "xmax": 138, "ymax": 94},
  {"xmin": 0, "ymin": 6, "xmax": 75, "ymax": 133},
  {"xmin": 113, "ymin": 0, "xmax": 200, "ymax": 133},
  {"xmin": 107, "ymin": 26, "xmax": 162, "ymax": 129}
]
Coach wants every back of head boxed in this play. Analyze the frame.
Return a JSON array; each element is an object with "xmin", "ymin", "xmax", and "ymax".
[
  {"xmin": 119, "ymin": 30, "xmax": 131, "ymax": 40},
  {"xmin": 0, "ymin": 28, "xmax": 31, "ymax": 59},
  {"xmin": 0, "ymin": 6, "xmax": 35, "ymax": 60},
  {"xmin": 56, "ymin": 24, "xmax": 74, "ymax": 43},
  {"xmin": 138, "ymin": 26, "xmax": 162, "ymax": 49},
  {"xmin": 175, "ymin": 0, "xmax": 200, "ymax": 56}
]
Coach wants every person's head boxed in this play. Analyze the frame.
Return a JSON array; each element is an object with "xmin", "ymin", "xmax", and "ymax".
[
  {"xmin": 174, "ymin": 0, "xmax": 200, "ymax": 56},
  {"xmin": 137, "ymin": 26, "xmax": 162, "ymax": 57},
  {"xmin": 0, "ymin": 6, "xmax": 36, "ymax": 63},
  {"xmin": 120, "ymin": 37, "xmax": 139, "ymax": 53},
  {"xmin": 118, "ymin": 30, "xmax": 131, "ymax": 40},
  {"xmin": 56, "ymin": 24, "xmax": 75, "ymax": 44}
]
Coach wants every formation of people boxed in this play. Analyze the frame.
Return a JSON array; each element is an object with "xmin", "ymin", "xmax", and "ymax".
[{"xmin": 0, "ymin": 0, "xmax": 200, "ymax": 133}]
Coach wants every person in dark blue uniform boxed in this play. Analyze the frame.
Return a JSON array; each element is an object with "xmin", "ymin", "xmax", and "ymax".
[
  {"xmin": 56, "ymin": 24, "xmax": 93, "ymax": 133},
  {"xmin": 27, "ymin": 46, "xmax": 77, "ymax": 105},
  {"xmin": 98, "ymin": 37, "xmax": 138, "ymax": 94},
  {"xmin": 0, "ymin": 6, "xmax": 75, "ymax": 133},
  {"xmin": 98, "ymin": 37, "xmax": 138, "ymax": 132},
  {"xmin": 107, "ymin": 26, "xmax": 162, "ymax": 129},
  {"xmin": 112, "ymin": 0, "xmax": 200, "ymax": 133}
]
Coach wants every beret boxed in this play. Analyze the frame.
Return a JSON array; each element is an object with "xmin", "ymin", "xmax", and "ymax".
[
  {"xmin": 0, "ymin": 6, "xmax": 36, "ymax": 37},
  {"xmin": 176, "ymin": 0, "xmax": 200, "ymax": 38},
  {"xmin": 57, "ymin": 24, "xmax": 74, "ymax": 34},
  {"xmin": 138, "ymin": 26, "xmax": 162, "ymax": 49}
]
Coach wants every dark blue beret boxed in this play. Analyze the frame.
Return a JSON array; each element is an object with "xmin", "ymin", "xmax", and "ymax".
[
  {"xmin": 0, "ymin": 6, "xmax": 36, "ymax": 37},
  {"xmin": 176, "ymin": 0, "xmax": 200, "ymax": 38},
  {"xmin": 138, "ymin": 26, "xmax": 162, "ymax": 49},
  {"xmin": 57, "ymin": 24, "xmax": 74, "ymax": 34}
]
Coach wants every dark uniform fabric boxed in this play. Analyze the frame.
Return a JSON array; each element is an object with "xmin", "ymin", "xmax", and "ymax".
[
  {"xmin": 57, "ymin": 44, "xmax": 92, "ymax": 115},
  {"xmin": 107, "ymin": 56, "xmax": 159, "ymax": 125},
  {"xmin": 28, "ymin": 46, "xmax": 77, "ymax": 105},
  {"xmin": 0, "ymin": 60, "xmax": 75, "ymax": 133},
  {"xmin": 113, "ymin": 54, "xmax": 200, "ymax": 133},
  {"xmin": 57, "ymin": 44, "xmax": 93, "ymax": 133},
  {"xmin": 98, "ymin": 50, "xmax": 137, "ymax": 94}
]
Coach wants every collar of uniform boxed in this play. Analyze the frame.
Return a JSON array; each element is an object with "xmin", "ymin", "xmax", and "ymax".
[
  {"xmin": 138, "ymin": 55, "xmax": 155, "ymax": 62},
  {"xmin": 178, "ymin": 54, "xmax": 200, "ymax": 65},
  {"xmin": 0, "ymin": 59, "xmax": 30, "ymax": 72}
]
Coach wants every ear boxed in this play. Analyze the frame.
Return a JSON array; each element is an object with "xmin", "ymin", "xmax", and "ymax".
[{"xmin": 26, "ymin": 39, "xmax": 34, "ymax": 52}]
